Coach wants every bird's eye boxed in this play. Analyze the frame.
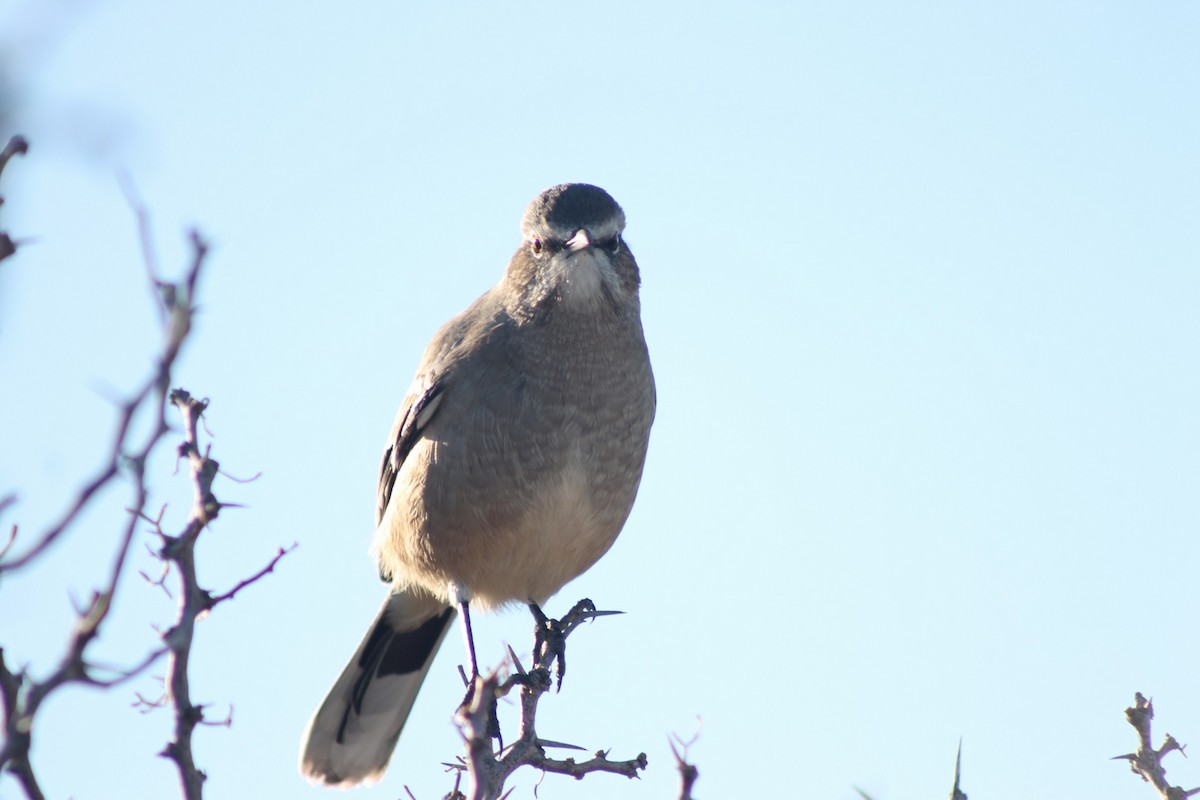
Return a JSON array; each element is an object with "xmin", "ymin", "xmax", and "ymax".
[
  {"xmin": 531, "ymin": 239, "xmax": 543, "ymax": 255},
  {"xmin": 605, "ymin": 237, "xmax": 621, "ymax": 254}
]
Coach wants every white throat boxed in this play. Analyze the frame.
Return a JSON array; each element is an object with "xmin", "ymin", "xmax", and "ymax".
[{"xmin": 530, "ymin": 249, "xmax": 616, "ymax": 311}]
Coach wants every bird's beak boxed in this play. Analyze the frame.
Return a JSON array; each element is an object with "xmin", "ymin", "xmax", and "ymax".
[{"xmin": 565, "ymin": 229, "xmax": 591, "ymax": 253}]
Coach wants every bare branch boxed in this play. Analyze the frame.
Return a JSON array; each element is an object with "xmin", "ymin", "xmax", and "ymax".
[
  {"xmin": 0, "ymin": 131, "xmax": 278, "ymax": 800},
  {"xmin": 152, "ymin": 388, "xmax": 218, "ymax": 800},
  {"xmin": 0, "ymin": 461, "xmax": 122, "ymax": 573},
  {"xmin": 133, "ymin": 691, "xmax": 168, "ymax": 713},
  {"xmin": 117, "ymin": 171, "xmax": 166, "ymax": 321},
  {"xmin": 0, "ymin": 220, "xmax": 212, "ymax": 798},
  {"xmin": 209, "ymin": 544, "xmax": 296, "ymax": 607},
  {"xmin": 140, "ymin": 558, "xmax": 175, "ymax": 599},
  {"xmin": 145, "ymin": 389, "xmax": 290, "ymax": 800},
  {"xmin": 198, "ymin": 705, "xmax": 233, "ymax": 728},
  {"xmin": 1115, "ymin": 693, "xmax": 1200, "ymax": 800},
  {"xmin": 0, "ymin": 158, "xmax": 296, "ymax": 800},
  {"xmin": 218, "ymin": 467, "xmax": 264, "ymax": 484},
  {"xmin": 452, "ymin": 599, "xmax": 647, "ymax": 800},
  {"xmin": 84, "ymin": 647, "xmax": 169, "ymax": 689}
]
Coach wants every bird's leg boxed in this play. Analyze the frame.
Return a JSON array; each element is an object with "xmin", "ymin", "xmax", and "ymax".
[
  {"xmin": 456, "ymin": 599, "xmax": 500, "ymax": 740},
  {"xmin": 458, "ymin": 598, "xmax": 480, "ymax": 680},
  {"xmin": 456, "ymin": 599, "xmax": 480, "ymax": 708}
]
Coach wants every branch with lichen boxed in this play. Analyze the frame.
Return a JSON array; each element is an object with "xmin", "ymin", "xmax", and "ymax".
[
  {"xmin": 446, "ymin": 599, "xmax": 647, "ymax": 800},
  {"xmin": 1115, "ymin": 693, "xmax": 1199, "ymax": 800}
]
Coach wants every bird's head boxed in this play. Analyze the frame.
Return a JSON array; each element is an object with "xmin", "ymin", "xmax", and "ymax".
[{"xmin": 506, "ymin": 183, "xmax": 641, "ymax": 318}]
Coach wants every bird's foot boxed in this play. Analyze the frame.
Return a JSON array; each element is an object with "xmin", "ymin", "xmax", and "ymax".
[
  {"xmin": 529, "ymin": 598, "xmax": 621, "ymax": 691},
  {"xmin": 530, "ymin": 601, "xmax": 568, "ymax": 691}
]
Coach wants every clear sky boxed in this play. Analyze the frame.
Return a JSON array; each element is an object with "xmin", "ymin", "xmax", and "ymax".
[{"xmin": 1, "ymin": 2, "xmax": 1198, "ymax": 799}]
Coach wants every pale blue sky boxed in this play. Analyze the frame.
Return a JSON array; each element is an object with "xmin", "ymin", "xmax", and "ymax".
[{"xmin": 1, "ymin": 2, "xmax": 1198, "ymax": 799}]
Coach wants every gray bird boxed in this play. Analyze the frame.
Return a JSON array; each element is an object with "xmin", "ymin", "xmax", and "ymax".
[{"xmin": 300, "ymin": 183, "xmax": 656, "ymax": 787}]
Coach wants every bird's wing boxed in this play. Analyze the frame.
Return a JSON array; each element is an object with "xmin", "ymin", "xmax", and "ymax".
[
  {"xmin": 376, "ymin": 374, "xmax": 445, "ymax": 531},
  {"xmin": 375, "ymin": 291, "xmax": 508, "ymax": 537}
]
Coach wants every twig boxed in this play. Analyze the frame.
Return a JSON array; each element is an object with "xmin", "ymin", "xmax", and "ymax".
[
  {"xmin": 1115, "ymin": 693, "xmax": 1200, "ymax": 800},
  {"xmin": 118, "ymin": 171, "xmax": 166, "ymax": 322},
  {"xmin": 209, "ymin": 544, "xmax": 296, "ymax": 606},
  {"xmin": 85, "ymin": 648, "xmax": 170, "ymax": 689}
]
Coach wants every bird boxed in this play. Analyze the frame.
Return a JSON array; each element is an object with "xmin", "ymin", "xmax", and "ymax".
[{"xmin": 299, "ymin": 183, "xmax": 656, "ymax": 787}]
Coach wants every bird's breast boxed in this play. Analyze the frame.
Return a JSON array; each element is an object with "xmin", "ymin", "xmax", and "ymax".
[{"xmin": 378, "ymin": 315, "xmax": 653, "ymax": 609}]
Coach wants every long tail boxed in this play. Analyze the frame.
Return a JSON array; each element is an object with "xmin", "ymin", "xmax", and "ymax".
[{"xmin": 300, "ymin": 590, "xmax": 455, "ymax": 786}]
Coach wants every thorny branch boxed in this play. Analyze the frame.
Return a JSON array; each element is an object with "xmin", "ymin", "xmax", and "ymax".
[
  {"xmin": 146, "ymin": 390, "xmax": 292, "ymax": 800},
  {"xmin": 450, "ymin": 599, "xmax": 648, "ymax": 800},
  {"xmin": 0, "ymin": 178, "xmax": 209, "ymax": 798},
  {"xmin": 1115, "ymin": 693, "xmax": 1200, "ymax": 800},
  {"xmin": 0, "ymin": 157, "xmax": 290, "ymax": 800}
]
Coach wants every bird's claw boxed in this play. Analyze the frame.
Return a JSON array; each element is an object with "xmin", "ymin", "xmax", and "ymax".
[
  {"xmin": 529, "ymin": 598, "xmax": 620, "ymax": 691},
  {"xmin": 531, "ymin": 604, "xmax": 568, "ymax": 691}
]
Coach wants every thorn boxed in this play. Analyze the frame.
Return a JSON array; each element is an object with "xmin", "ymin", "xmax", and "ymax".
[
  {"xmin": 535, "ymin": 738, "xmax": 587, "ymax": 751},
  {"xmin": 583, "ymin": 609, "xmax": 624, "ymax": 619},
  {"xmin": 507, "ymin": 645, "xmax": 527, "ymax": 675}
]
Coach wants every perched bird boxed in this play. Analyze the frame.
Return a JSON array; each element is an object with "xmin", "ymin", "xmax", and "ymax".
[{"xmin": 300, "ymin": 183, "xmax": 656, "ymax": 787}]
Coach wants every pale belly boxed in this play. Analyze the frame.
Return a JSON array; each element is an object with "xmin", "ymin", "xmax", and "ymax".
[{"xmin": 375, "ymin": 425, "xmax": 646, "ymax": 610}]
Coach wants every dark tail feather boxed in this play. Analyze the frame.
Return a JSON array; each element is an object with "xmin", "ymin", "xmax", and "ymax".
[{"xmin": 300, "ymin": 591, "xmax": 455, "ymax": 786}]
